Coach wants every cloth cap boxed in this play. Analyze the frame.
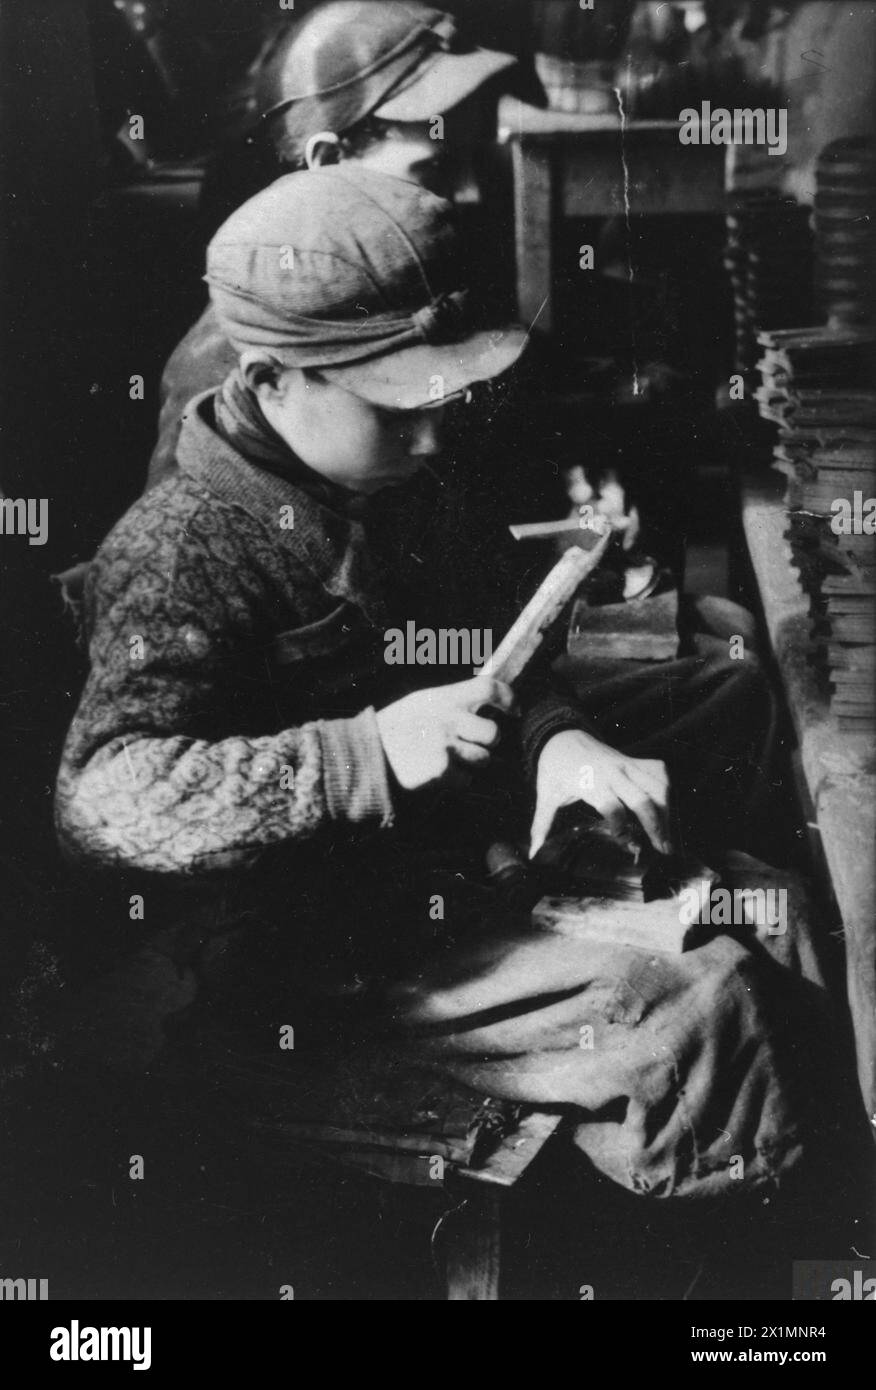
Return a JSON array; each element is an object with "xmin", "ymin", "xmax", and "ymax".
[
  {"xmin": 256, "ymin": 1, "xmax": 522, "ymax": 159},
  {"xmin": 205, "ymin": 164, "xmax": 527, "ymax": 409}
]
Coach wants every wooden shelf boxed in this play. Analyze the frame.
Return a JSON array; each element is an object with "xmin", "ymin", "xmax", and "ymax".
[
  {"xmin": 499, "ymin": 99, "xmax": 682, "ymax": 140},
  {"xmin": 500, "ymin": 99, "xmax": 727, "ymax": 331},
  {"xmin": 741, "ymin": 470, "xmax": 876, "ymax": 1127}
]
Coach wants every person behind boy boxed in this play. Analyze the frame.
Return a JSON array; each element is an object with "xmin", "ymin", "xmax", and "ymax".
[
  {"xmin": 56, "ymin": 165, "xmax": 835, "ymax": 1204},
  {"xmin": 149, "ymin": 0, "xmax": 532, "ymax": 488}
]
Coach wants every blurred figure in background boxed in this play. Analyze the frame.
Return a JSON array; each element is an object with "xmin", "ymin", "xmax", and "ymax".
[{"xmin": 147, "ymin": 0, "xmax": 536, "ymax": 487}]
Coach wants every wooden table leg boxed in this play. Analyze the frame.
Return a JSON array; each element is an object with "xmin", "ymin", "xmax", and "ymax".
[{"xmin": 444, "ymin": 1188, "xmax": 503, "ymax": 1301}]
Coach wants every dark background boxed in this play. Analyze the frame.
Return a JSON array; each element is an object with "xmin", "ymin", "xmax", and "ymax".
[{"xmin": 0, "ymin": 0, "xmax": 872, "ymax": 1299}]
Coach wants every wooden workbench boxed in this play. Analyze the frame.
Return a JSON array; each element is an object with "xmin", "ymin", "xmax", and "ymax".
[
  {"xmin": 741, "ymin": 470, "xmax": 876, "ymax": 1132},
  {"xmin": 499, "ymin": 99, "xmax": 728, "ymax": 331}
]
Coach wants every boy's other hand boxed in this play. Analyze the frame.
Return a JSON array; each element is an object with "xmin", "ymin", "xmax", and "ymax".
[
  {"xmin": 375, "ymin": 677, "xmax": 514, "ymax": 791},
  {"xmin": 530, "ymin": 729, "xmax": 672, "ymax": 859}
]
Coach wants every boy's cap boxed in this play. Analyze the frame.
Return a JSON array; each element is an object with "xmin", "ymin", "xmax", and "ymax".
[
  {"xmin": 205, "ymin": 164, "xmax": 527, "ymax": 410},
  {"xmin": 256, "ymin": 1, "xmax": 525, "ymax": 159}
]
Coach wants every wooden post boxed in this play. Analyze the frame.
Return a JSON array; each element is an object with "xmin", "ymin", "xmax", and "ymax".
[
  {"xmin": 512, "ymin": 140, "xmax": 555, "ymax": 333},
  {"xmin": 444, "ymin": 1190, "xmax": 503, "ymax": 1301}
]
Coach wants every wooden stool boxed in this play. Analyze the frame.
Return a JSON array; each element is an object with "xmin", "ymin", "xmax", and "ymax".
[{"xmin": 251, "ymin": 1108, "xmax": 564, "ymax": 1300}]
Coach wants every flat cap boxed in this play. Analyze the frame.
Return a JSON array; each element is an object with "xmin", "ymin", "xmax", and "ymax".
[{"xmin": 206, "ymin": 163, "xmax": 527, "ymax": 409}]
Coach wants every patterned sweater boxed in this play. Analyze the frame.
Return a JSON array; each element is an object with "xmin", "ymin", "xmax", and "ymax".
[{"xmin": 56, "ymin": 392, "xmax": 584, "ymax": 881}]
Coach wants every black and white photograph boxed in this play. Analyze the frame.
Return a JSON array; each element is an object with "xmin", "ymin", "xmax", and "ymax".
[{"xmin": 1, "ymin": 0, "xmax": 875, "ymax": 1334}]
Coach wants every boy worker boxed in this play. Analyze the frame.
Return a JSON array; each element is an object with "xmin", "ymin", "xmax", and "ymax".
[{"xmin": 57, "ymin": 167, "xmax": 832, "ymax": 1203}]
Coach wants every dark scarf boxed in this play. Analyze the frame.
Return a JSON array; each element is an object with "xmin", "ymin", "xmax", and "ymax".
[
  {"xmin": 211, "ymin": 367, "xmax": 440, "ymax": 594},
  {"xmin": 213, "ymin": 366, "xmax": 367, "ymax": 518}
]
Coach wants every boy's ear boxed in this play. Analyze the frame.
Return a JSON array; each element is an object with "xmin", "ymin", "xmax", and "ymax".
[
  {"xmin": 304, "ymin": 132, "xmax": 342, "ymax": 169},
  {"xmin": 240, "ymin": 351, "xmax": 283, "ymax": 395}
]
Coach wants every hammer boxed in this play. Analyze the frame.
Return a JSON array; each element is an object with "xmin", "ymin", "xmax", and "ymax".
[{"xmin": 479, "ymin": 521, "xmax": 611, "ymax": 685}]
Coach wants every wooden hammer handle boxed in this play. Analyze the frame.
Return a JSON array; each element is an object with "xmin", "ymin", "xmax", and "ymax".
[{"xmin": 480, "ymin": 528, "xmax": 611, "ymax": 686}]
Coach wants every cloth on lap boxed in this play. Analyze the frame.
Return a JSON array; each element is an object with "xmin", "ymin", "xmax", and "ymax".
[
  {"xmin": 118, "ymin": 856, "xmax": 837, "ymax": 1205},
  {"xmin": 379, "ymin": 855, "xmax": 837, "ymax": 1201}
]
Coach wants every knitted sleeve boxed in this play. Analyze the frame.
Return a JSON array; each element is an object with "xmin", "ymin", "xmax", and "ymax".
[
  {"xmin": 55, "ymin": 490, "xmax": 394, "ymax": 876},
  {"xmin": 517, "ymin": 645, "xmax": 600, "ymax": 781}
]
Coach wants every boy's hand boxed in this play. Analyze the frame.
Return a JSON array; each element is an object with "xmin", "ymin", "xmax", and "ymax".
[
  {"xmin": 375, "ymin": 677, "xmax": 514, "ymax": 791},
  {"xmin": 530, "ymin": 729, "xmax": 672, "ymax": 859}
]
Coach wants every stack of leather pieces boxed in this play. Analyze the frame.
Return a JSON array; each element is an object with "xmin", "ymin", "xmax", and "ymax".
[
  {"xmin": 725, "ymin": 190, "xmax": 814, "ymax": 375},
  {"xmin": 755, "ymin": 323, "xmax": 876, "ymax": 732},
  {"xmin": 815, "ymin": 137, "xmax": 876, "ymax": 327}
]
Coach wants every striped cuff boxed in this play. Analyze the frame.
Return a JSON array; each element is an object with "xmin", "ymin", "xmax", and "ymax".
[
  {"xmin": 316, "ymin": 708, "xmax": 395, "ymax": 828},
  {"xmin": 521, "ymin": 695, "xmax": 596, "ymax": 781}
]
